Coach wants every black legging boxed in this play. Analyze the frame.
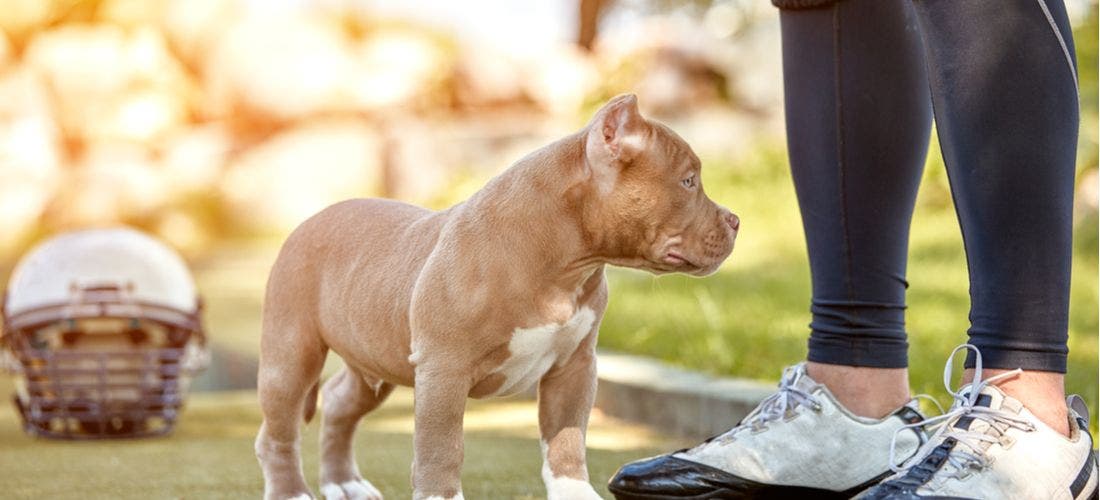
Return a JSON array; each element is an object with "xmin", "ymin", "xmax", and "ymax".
[{"xmin": 778, "ymin": 0, "xmax": 1079, "ymax": 372}]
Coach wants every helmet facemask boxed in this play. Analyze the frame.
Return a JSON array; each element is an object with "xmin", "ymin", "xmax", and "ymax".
[{"xmin": 2, "ymin": 282, "xmax": 207, "ymax": 439}]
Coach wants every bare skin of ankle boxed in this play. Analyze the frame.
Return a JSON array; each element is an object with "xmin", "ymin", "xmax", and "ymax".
[
  {"xmin": 805, "ymin": 362, "xmax": 911, "ymax": 419},
  {"xmin": 962, "ymin": 368, "xmax": 1069, "ymax": 437}
]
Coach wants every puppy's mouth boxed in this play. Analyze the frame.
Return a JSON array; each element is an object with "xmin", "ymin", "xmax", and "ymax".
[{"xmin": 661, "ymin": 251, "xmax": 700, "ymax": 270}]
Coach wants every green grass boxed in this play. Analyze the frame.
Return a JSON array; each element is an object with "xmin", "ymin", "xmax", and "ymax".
[
  {"xmin": 0, "ymin": 385, "xmax": 685, "ymax": 499},
  {"xmin": 597, "ymin": 138, "xmax": 1099, "ymax": 426}
]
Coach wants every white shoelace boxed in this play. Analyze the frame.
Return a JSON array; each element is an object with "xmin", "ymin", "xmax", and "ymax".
[
  {"xmin": 722, "ymin": 364, "xmax": 822, "ymax": 438},
  {"xmin": 888, "ymin": 344, "xmax": 1036, "ymax": 477}
]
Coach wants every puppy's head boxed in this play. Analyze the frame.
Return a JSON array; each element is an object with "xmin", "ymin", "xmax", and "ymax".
[{"xmin": 579, "ymin": 94, "xmax": 738, "ymax": 276}]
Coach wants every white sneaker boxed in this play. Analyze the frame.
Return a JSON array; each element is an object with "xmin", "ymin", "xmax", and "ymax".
[
  {"xmin": 608, "ymin": 363, "xmax": 926, "ymax": 499},
  {"xmin": 858, "ymin": 344, "xmax": 1099, "ymax": 500}
]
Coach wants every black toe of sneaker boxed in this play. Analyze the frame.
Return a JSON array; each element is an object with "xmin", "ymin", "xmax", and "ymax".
[
  {"xmin": 608, "ymin": 453, "xmax": 870, "ymax": 499},
  {"xmin": 608, "ymin": 453, "xmax": 741, "ymax": 499}
]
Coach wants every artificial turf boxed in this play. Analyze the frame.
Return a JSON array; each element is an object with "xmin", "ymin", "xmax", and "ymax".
[{"xmin": 0, "ymin": 383, "xmax": 686, "ymax": 499}]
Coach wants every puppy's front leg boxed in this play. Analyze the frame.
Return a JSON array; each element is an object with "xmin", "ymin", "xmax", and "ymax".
[
  {"xmin": 537, "ymin": 334, "xmax": 602, "ymax": 500},
  {"xmin": 412, "ymin": 366, "xmax": 468, "ymax": 500}
]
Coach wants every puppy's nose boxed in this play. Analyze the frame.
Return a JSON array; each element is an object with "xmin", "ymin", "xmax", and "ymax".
[{"xmin": 725, "ymin": 213, "xmax": 740, "ymax": 231}]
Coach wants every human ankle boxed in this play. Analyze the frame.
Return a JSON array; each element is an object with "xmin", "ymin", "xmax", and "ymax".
[
  {"xmin": 961, "ymin": 368, "xmax": 1070, "ymax": 437},
  {"xmin": 805, "ymin": 361, "xmax": 910, "ymax": 419}
]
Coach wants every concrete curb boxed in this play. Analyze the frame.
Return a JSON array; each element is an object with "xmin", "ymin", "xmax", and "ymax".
[
  {"xmin": 595, "ymin": 351, "xmax": 775, "ymax": 439},
  {"xmin": 191, "ymin": 346, "xmax": 258, "ymax": 391},
  {"xmin": 187, "ymin": 346, "xmax": 776, "ymax": 440}
]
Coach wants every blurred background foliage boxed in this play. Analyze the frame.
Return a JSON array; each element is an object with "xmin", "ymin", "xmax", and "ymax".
[{"xmin": 0, "ymin": 0, "xmax": 1095, "ymax": 424}]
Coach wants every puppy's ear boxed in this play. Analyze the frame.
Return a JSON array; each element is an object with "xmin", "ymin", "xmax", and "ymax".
[{"xmin": 588, "ymin": 94, "xmax": 646, "ymax": 164}]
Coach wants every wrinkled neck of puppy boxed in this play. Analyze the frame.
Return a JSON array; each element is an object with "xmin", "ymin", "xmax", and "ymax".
[{"xmin": 466, "ymin": 130, "xmax": 609, "ymax": 290}]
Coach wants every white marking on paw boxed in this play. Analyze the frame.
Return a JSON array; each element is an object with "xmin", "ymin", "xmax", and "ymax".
[
  {"xmin": 422, "ymin": 494, "xmax": 463, "ymax": 500},
  {"xmin": 320, "ymin": 484, "xmax": 344, "ymax": 500},
  {"xmin": 491, "ymin": 307, "xmax": 596, "ymax": 396},
  {"xmin": 321, "ymin": 480, "xmax": 383, "ymax": 500},
  {"xmin": 287, "ymin": 494, "xmax": 314, "ymax": 500},
  {"xmin": 344, "ymin": 479, "xmax": 382, "ymax": 500},
  {"xmin": 541, "ymin": 440, "xmax": 600, "ymax": 500},
  {"xmin": 546, "ymin": 477, "xmax": 601, "ymax": 500}
]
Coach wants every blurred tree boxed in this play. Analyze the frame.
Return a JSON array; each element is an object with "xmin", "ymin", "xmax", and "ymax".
[{"xmin": 578, "ymin": 0, "xmax": 610, "ymax": 51}]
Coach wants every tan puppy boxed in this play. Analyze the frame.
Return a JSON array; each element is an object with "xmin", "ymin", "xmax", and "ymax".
[{"xmin": 255, "ymin": 95, "xmax": 739, "ymax": 500}]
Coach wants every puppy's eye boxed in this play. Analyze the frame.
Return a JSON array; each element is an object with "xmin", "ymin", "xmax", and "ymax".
[{"xmin": 681, "ymin": 175, "xmax": 696, "ymax": 189}]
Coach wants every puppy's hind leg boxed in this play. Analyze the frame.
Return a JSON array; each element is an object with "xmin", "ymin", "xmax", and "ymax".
[
  {"xmin": 319, "ymin": 368, "xmax": 393, "ymax": 500},
  {"xmin": 256, "ymin": 323, "xmax": 328, "ymax": 500}
]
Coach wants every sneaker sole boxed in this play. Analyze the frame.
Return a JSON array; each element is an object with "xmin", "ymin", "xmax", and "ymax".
[{"xmin": 608, "ymin": 470, "xmax": 891, "ymax": 500}]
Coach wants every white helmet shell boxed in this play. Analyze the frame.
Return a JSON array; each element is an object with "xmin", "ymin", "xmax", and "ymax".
[
  {"xmin": 5, "ymin": 227, "xmax": 198, "ymax": 318},
  {"xmin": 2, "ymin": 227, "xmax": 206, "ymax": 439}
]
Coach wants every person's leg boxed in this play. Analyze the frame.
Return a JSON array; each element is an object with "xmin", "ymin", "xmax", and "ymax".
[
  {"xmin": 781, "ymin": 0, "xmax": 932, "ymax": 418},
  {"xmin": 858, "ymin": 2, "xmax": 1096, "ymax": 497},
  {"xmin": 608, "ymin": 2, "xmax": 936, "ymax": 498},
  {"xmin": 911, "ymin": 0, "xmax": 1079, "ymax": 436}
]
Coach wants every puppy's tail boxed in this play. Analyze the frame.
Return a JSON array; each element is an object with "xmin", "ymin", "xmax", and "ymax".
[{"xmin": 303, "ymin": 380, "xmax": 320, "ymax": 423}]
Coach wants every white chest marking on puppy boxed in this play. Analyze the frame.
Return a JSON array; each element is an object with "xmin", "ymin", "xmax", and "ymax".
[
  {"xmin": 423, "ymin": 495, "xmax": 464, "ymax": 500},
  {"xmin": 491, "ymin": 307, "xmax": 596, "ymax": 397},
  {"xmin": 540, "ymin": 440, "xmax": 602, "ymax": 500}
]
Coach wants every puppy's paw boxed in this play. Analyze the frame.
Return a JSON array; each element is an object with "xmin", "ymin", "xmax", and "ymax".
[
  {"xmin": 263, "ymin": 491, "xmax": 314, "ymax": 500},
  {"xmin": 421, "ymin": 494, "xmax": 464, "ymax": 500},
  {"xmin": 546, "ymin": 477, "xmax": 601, "ymax": 500},
  {"xmin": 320, "ymin": 479, "xmax": 383, "ymax": 500}
]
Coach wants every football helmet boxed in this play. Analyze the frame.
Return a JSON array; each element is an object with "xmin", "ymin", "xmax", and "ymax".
[{"xmin": 1, "ymin": 227, "xmax": 208, "ymax": 439}]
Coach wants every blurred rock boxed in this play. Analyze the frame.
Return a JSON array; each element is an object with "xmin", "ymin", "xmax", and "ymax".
[
  {"xmin": 376, "ymin": 111, "xmax": 564, "ymax": 208},
  {"xmin": 427, "ymin": 112, "xmax": 561, "ymax": 176},
  {"xmin": 155, "ymin": 209, "xmax": 211, "ymax": 256},
  {"xmin": 49, "ymin": 143, "xmax": 170, "ymax": 227},
  {"xmin": 221, "ymin": 119, "xmax": 383, "ymax": 233},
  {"xmin": 0, "ymin": 0, "xmax": 801, "ymax": 253},
  {"xmin": 452, "ymin": 46, "xmax": 526, "ymax": 109},
  {"xmin": 0, "ymin": 0, "xmax": 56, "ymax": 45},
  {"xmin": 99, "ymin": 0, "xmax": 168, "ymax": 28},
  {"xmin": 204, "ymin": 13, "xmax": 356, "ymax": 124},
  {"xmin": 161, "ymin": 123, "xmax": 235, "ymax": 192},
  {"xmin": 594, "ymin": 11, "xmax": 782, "ymax": 121},
  {"xmin": 379, "ymin": 118, "xmax": 458, "ymax": 203},
  {"xmin": 0, "ymin": 29, "xmax": 11, "ymax": 69},
  {"xmin": 161, "ymin": 0, "xmax": 239, "ymax": 70},
  {"xmin": 0, "ymin": 66, "xmax": 63, "ymax": 255},
  {"xmin": 349, "ymin": 29, "xmax": 452, "ymax": 111},
  {"xmin": 524, "ymin": 45, "xmax": 599, "ymax": 116},
  {"xmin": 108, "ymin": 87, "xmax": 190, "ymax": 144},
  {"xmin": 662, "ymin": 107, "xmax": 759, "ymax": 161},
  {"xmin": 24, "ymin": 25, "xmax": 193, "ymax": 145},
  {"xmin": 721, "ymin": 9, "xmax": 783, "ymax": 115},
  {"xmin": 633, "ymin": 47, "xmax": 728, "ymax": 118}
]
